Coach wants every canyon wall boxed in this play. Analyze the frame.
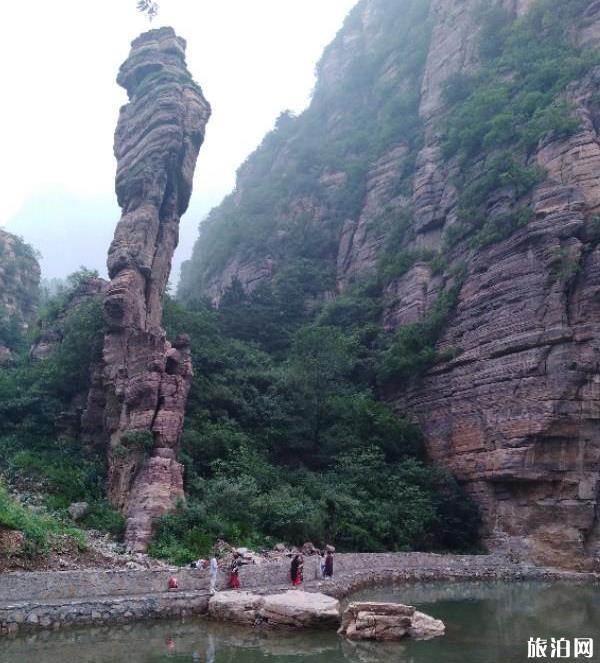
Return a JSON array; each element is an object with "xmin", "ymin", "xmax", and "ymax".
[
  {"xmin": 83, "ymin": 27, "xmax": 210, "ymax": 551},
  {"xmin": 179, "ymin": 0, "xmax": 600, "ymax": 569}
]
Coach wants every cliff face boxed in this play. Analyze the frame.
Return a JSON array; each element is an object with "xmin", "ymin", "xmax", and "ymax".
[
  {"xmin": 83, "ymin": 27, "xmax": 211, "ymax": 551},
  {"xmin": 0, "ymin": 229, "xmax": 40, "ymax": 363},
  {"xmin": 178, "ymin": 0, "xmax": 600, "ymax": 569},
  {"xmin": 393, "ymin": 1, "xmax": 600, "ymax": 570}
]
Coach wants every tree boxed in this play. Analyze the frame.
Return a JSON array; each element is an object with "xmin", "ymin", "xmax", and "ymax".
[{"xmin": 137, "ymin": 0, "xmax": 159, "ymax": 20}]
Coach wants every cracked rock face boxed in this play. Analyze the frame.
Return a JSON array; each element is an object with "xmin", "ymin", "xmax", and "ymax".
[
  {"xmin": 338, "ymin": 602, "xmax": 445, "ymax": 641},
  {"xmin": 392, "ymin": 4, "xmax": 600, "ymax": 571},
  {"xmin": 83, "ymin": 27, "xmax": 210, "ymax": 551}
]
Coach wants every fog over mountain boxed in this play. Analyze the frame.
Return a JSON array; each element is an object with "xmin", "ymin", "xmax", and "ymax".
[{"xmin": 1, "ymin": 0, "xmax": 356, "ymax": 282}]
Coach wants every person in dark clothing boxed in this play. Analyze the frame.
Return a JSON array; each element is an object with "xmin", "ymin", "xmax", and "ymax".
[
  {"xmin": 229, "ymin": 553, "xmax": 241, "ymax": 589},
  {"xmin": 290, "ymin": 553, "xmax": 303, "ymax": 586},
  {"xmin": 324, "ymin": 550, "xmax": 334, "ymax": 578}
]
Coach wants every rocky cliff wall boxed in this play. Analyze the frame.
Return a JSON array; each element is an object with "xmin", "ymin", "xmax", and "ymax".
[
  {"xmin": 0, "ymin": 229, "xmax": 40, "ymax": 363},
  {"xmin": 82, "ymin": 27, "xmax": 211, "ymax": 552},
  {"xmin": 179, "ymin": 0, "xmax": 600, "ymax": 569}
]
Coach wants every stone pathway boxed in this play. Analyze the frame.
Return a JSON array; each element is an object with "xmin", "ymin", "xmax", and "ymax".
[{"xmin": 1, "ymin": 552, "xmax": 597, "ymax": 636}]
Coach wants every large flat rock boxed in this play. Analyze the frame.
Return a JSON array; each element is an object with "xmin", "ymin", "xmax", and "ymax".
[
  {"xmin": 208, "ymin": 591, "xmax": 265, "ymax": 625},
  {"xmin": 208, "ymin": 590, "xmax": 340, "ymax": 629},
  {"xmin": 259, "ymin": 590, "xmax": 340, "ymax": 628}
]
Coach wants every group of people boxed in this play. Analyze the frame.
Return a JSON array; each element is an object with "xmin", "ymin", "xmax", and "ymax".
[
  {"xmin": 193, "ymin": 547, "xmax": 335, "ymax": 594},
  {"xmin": 290, "ymin": 549, "xmax": 334, "ymax": 586}
]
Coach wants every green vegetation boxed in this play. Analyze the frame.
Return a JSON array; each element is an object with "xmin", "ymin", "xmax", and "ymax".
[
  {"xmin": 0, "ymin": 235, "xmax": 40, "ymax": 352},
  {"xmin": 377, "ymin": 282, "xmax": 463, "ymax": 386},
  {"xmin": 151, "ymin": 262, "xmax": 478, "ymax": 564},
  {"xmin": 441, "ymin": 0, "xmax": 598, "ymax": 248},
  {"xmin": 179, "ymin": 0, "xmax": 433, "ymax": 299},
  {"xmin": 442, "ymin": 1, "xmax": 595, "ymax": 160},
  {"xmin": 0, "ymin": 482, "xmax": 86, "ymax": 557},
  {"xmin": 0, "ymin": 270, "xmax": 109, "ymax": 555},
  {"xmin": 0, "ymin": 262, "xmax": 477, "ymax": 563}
]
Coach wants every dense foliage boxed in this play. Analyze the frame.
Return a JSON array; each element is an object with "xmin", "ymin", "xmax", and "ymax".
[
  {"xmin": 441, "ymin": 0, "xmax": 598, "ymax": 247},
  {"xmin": 149, "ymin": 276, "xmax": 479, "ymax": 564},
  {"xmin": 0, "ymin": 260, "xmax": 477, "ymax": 563},
  {"xmin": 0, "ymin": 271, "xmax": 126, "ymax": 548}
]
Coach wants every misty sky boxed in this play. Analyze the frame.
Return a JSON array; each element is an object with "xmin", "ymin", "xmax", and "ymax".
[{"xmin": 1, "ymin": 0, "xmax": 356, "ymax": 282}]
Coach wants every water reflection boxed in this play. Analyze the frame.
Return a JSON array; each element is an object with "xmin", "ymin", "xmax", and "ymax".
[{"xmin": 0, "ymin": 581, "xmax": 597, "ymax": 663}]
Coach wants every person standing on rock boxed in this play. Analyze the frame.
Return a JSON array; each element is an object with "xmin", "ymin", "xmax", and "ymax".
[
  {"xmin": 229, "ymin": 553, "xmax": 241, "ymax": 589},
  {"xmin": 209, "ymin": 554, "xmax": 218, "ymax": 595},
  {"xmin": 317, "ymin": 551, "xmax": 325, "ymax": 579},
  {"xmin": 324, "ymin": 550, "xmax": 334, "ymax": 579},
  {"xmin": 290, "ymin": 553, "xmax": 303, "ymax": 586}
]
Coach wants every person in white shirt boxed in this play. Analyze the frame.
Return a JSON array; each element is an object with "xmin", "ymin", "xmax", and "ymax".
[{"xmin": 209, "ymin": 556, "xmax": 219, "ymax": 595}]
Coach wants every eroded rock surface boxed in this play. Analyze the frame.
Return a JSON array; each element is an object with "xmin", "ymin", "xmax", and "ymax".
[
  {"xmin": 338, "ymin": 602, "xmax": 444, "ymax": 641},
  {"xmin": 208, "ymin": 590, "xmax": 340, "ymax": 629},
  {"xmin": 82, "ymin": 27, "xmax": 210, "ymax": 551},
  {"xmin": 260, "ymin": 591, "xmax": 341, "ymax": 629},
  {"xmin": 208, "ymin": 591, "xmax": 265, "ymax": 626},
  {"xmin": 394, "ymin": 6, "xmax": 600, "ymax": 571}
]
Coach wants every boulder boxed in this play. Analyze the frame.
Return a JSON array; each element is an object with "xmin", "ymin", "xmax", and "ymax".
[
  {"xmin": 338, "ymin": 602, "xmax": 444, "ymax": 641},
  {"xmin": 409, "ymin": 610, "xmax": 446, "ymax": 640},
  {"xmin": 208, "ymin": 591, "xmax": 265, "ymax": 625},
  {"xmin": 68, "ymin": 501, "xmax": 89, "ymax": 520},
  {"xmin": 259, "ymin": 591, "xmax": 340, "ymax": 628},
  {"xmin": 208, "ymin": 590, "xmax": 340, "ymax": 629}
]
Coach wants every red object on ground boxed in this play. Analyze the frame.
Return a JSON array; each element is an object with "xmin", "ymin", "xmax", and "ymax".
[
  {"xmin": 168, "ymin": 576, "xmax": 178, "ymax": 589},
  {"xmin": 229, "ymin": 572, "xmax": 240, "ymax": 589}
]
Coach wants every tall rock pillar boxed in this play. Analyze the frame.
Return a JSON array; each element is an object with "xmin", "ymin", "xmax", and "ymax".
[{"xmin": 86, "ymin": 27, "xmax": 210, "ymax": 551}]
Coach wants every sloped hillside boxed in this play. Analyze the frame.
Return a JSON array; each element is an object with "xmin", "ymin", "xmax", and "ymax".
[{"xmin": 179, "ymin": 0, "xmax": 600, "ymax": 569}]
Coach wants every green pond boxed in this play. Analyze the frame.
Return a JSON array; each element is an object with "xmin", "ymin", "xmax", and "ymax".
[{"xmin": 0, "ymin": 581, "xmax": 598, "ymax": 662}]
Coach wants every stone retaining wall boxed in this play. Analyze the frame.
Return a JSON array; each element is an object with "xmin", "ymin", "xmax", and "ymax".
[
  {"xmin": 0, "ymin": 552, "xmax": 507, "ymax": 603},
  {"xmin": 0, "ymin": 591, "xmax": 209, "ymax": 636},
  {"xmin": 0, "ymin": 553, "xmax": 596, "ymax": 637}
]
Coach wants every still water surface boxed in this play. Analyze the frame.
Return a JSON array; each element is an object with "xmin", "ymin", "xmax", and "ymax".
[{"xmin": 0, "ymin": 581, "xmax": 598, "ymax": 662}]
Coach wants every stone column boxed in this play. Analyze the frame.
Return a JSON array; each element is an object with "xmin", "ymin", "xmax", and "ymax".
[{"xmin": 83, "ymin": 27, "xmax": 210, "ymax": 551}]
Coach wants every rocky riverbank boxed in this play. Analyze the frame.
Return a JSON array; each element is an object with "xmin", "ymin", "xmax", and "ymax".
[{"xmin": 0, "ymin": 552, "xmax": 597, "ymax": 637}]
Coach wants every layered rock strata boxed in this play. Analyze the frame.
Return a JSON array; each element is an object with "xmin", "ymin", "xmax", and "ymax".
[
  {"xmin": 181, "ymin": 0, "xmax": 600, "ymax": 569},
  {"xmin": 393, "ymin": 4, "xmax": 600, "ymax": 570},
  {"xmin": 82, "ymin": 27, "xmax": 210, "ymax": 551},
  {"xmin": 338, "ymin": 602, "xmax": 445, "ymax": 641}
]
